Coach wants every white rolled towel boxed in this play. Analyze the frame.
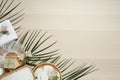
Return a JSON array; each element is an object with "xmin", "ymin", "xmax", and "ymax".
[
  {"xmin": 43, "ymin": 65, "xmax": 54, "ymax": 78},
  {"xmin": 35, "ymin": 68, "xmax": 49, "ymax": 80}
]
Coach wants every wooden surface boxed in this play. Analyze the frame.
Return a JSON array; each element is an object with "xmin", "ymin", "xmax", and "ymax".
[{"xmin": 15, "ymin": 0, "xmax": 120, "ymax": 80}]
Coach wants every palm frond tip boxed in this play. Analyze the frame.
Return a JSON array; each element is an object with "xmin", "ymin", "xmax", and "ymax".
[
  {"xmin": 0, "ymin": 0, "xmax": 23, "ymax": 28},
  {"xmin": 18, "ymin": 30, "xmax": 59, "ymax": 62}
]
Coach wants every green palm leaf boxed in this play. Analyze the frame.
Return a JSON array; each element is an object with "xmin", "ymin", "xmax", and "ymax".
[
  {"xmin": 50, "ymin": 57, "xmax": 96, "ymax": 80},
  {"xmin": 18, "ymin": 31, "xmax": 96, "ymax": 79},
  {"xmin": 0, "ymin": 0, "xmax": 96, "ymax": 79},
  {"xmin": 0, "ymin": 0, "xmax": 23, "ymax": 29},
  {"xmin": 18, "ymin": 30, "xmax": 59, "ymax": 64}
]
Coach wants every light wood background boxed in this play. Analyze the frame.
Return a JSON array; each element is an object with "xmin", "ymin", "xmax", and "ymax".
[{"xmin": 16, "ymin": 0, "xmax": 120, "ymax": 80}]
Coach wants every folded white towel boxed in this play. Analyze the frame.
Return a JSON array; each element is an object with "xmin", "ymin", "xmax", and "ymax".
[
  {"xmin": 1, "ymin": 67, "xmax": 34, "ymax": 80},
  {"xmin": 0, "ymin": 20, "xmax": 18, "ymax": 46}
]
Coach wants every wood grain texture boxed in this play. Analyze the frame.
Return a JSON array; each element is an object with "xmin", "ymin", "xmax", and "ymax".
[{"xmin": 16, "ymin": 0, "xmax": 120, "ymax": 79}]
